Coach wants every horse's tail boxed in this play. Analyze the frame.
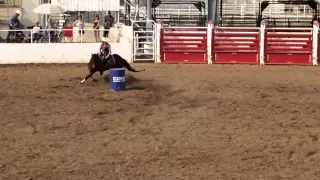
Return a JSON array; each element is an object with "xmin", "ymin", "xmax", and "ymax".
[{"xmin": 115, "ymin": 54, "xmax": 145, "ymax": 72}]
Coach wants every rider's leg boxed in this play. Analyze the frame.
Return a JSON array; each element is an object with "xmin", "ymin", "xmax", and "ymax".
[
  {"xmin": 6, "ymin": 26, "xmax": 14, "ymax": 41},
  {"xmin": 111, "ymin": 54, "xmax": 115, "ymax": 64}
]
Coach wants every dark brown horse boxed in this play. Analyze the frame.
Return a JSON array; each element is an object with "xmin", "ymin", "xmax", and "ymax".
[{"xmin": 80, "ymin": 53, "xmax": 145, "ymax": 84}]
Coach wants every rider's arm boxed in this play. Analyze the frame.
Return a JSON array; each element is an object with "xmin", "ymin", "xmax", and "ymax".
[
  {"xmin": 111, "ymin": 16, "xmax": 115, "ymax": 27},
  {"xmin": 9, "ymin": 16, "xmax": 16, "ymax": 26},
  {"xmin": 73, "ymin": 20, "xmax": 78, "ymax": 26},
  {"xmin": 16, "ymin": 17, "xmax": 21, "ymax": 25},
  {"xmin": 98, "ymin": 44, "xmax": 103, "ymax": 54},
  {"xmin": 106, "ymin": 44, "xmax": 112, "ymax": 57}
]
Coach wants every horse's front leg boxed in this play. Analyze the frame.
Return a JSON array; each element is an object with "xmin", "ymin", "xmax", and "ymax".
[
  {"xmin": 103, "ymin": 71, "xmax": 109, "ymax": 82},
  {"xmin": 102, "ymin": 68, "xmax": 110, "ymax": 82},
  {"xmin": 80, "ymin": 70, "xmax": 96, "ymax": 84}
]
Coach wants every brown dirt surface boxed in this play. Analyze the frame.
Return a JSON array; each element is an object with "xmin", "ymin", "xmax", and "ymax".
[{"xmin": 1, "ymin": 64, "xmax": 320, "ymax": 180}]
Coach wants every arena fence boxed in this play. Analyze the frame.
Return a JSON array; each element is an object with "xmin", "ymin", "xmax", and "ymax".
[
  {"xmin": 160, "ymin": 27, "xmax": 208, "ymax": 63},
  {"xmin": 0, "ymin": 28, "xmax": 120, "ymax": 43},
  {"xmin": 264, "ymin": 27, "xmax": 313, "ymax": 65},
  {"xmin": 212, "ymin": 27, "xmax": 260, "ymax": 64},
  {"xmin": 0, "ymin": 20, "xmax": 320, "ymax": 65},
  {"xmin": 157, "ymin": 20, "xmax": 319, "ymax": 65}
]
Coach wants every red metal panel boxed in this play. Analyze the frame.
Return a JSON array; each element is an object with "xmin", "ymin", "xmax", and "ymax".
[
  {"xmin": 266, "ymin": 54, "xmax": 311, "ymax": 65},
  {"xmin": 160, "ymin": 27, "xmax": 208, "ymax": 64},
  {"xmin": 265, "ymin": 28, "xmax": 313, "ymax": 65},
  {"xmin": 214, "ymin": 52, "xmax": 259, "ymax": 64},
  {"xmin": 212, "ymin": 27, "xmax": 260, "ymax": 64},
  {"xmin": 163, "ymin": 52, "xmax": 207, "ymax": 63}
]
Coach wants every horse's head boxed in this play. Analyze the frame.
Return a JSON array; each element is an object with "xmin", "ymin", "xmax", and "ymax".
[
  {"xmin": 91, "ymin": 53, "xmax": 99, "ymax": 59},
  {"xmin": 88, "ymin": 53, "xmax": 100, "ymax": 71}
]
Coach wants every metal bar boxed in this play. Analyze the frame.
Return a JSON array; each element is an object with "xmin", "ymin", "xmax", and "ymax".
[
  {"xmin": 215, "ymin": 42, "xmax": 259, "ymax": 45},
  {"xmin": 267, "ymin": 39, "xmax": 312, "ymax": 42},
  {"xmin": 162, "ymin": 38, "xmax": 205, "ymax": 41},
  {"xmin": 163, "ymin": 50, "xmax": 207, "ymax": 52},
  {"xmin": 266, "ymin": 51, "xmax": 312, "ymax": 54},
  {"xmin": 214, "ymin": 27, "xmax": 260, "ymax": 30},
  {"xmin": 266, "ymin": 28, "xmax": 313, "ymax": 30},
  {"xmin": 266, "ymin": 48, "xmax": 312, "ymax": 51},
  {"xmin": 266, "ymin": 44, "xmax": 312, "ymax": 47},
  {"xmin": 214, "ymin": 38, "xmax": 259, "ymax": 42},
  {"xmin": 266, "ymin": 34, "xmax": 312, "ymax": 37},
  {"xmin": 162, "ymin": 27, "xmax": 208, "ymax": 30},
  {"xmin": 213, "ymin": 33, "xmax": 259, "ymax": 37},
  {"xmin": 214, "ymin": 50, "xmax": 259, "ymax": 52},
  {"xmin": 163, "ymin": 42, "xmax": 206, "ymax": 45},
  {"xmin": 162, "ymin": 33, "xmax": 207, "ymax": 36},
  {"xmin": 213, "ymin": 47, "xmax": 259, "ymax": 50}
]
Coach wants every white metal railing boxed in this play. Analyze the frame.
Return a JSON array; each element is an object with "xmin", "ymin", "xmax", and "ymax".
[
  {"xmin": 0, "ymin": 28, "xmax": 123, "ymax": 43},
  {"xmin": 123, "ymin": 3, "xmax": 315, "ymax": 19},
  {"xmin": 222, "ymin": 2, "xmax": 314, "ymax": 18},
  {"xmin": 155, "ymin": 7, "xmax": 202, "ymax": 16}
]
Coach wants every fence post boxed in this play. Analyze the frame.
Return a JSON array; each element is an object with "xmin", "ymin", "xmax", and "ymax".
[
  {"xmin": 259, "ymin": 20, "xmax": 267, "ymax": 65},
  {"xmin": 155, "ymin": 19, "xmax": 162, "ymax": 64},
  {"xmin": 30, "ymin": 30, "xmax": 33, "ymax": 44},
  {"xmin": 207, "ymin": 20, "xmax": 213, "ymax": 64},
  {"xmin": 312, "ymin": 21, "xmax": 319, "ymax": 66}
]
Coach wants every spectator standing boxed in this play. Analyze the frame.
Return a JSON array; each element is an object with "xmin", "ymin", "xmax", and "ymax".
[
  {"xmin": 31, "ymin": 21, "xmax": 42, "ymax": 42},
  {"xmin": 73, "ymin": 15, "xmax": 85, "ymax": 42},
  {"xmin": 93, "ymin": 15, "xmax": 101, "ymax": 42},
  {"xmin": 6, "ymin": 10, "xmax": 22, "ymax": 42},
  {"xmin": 103, "ymin": 10, "xmax": 114, "ymax": 38}
]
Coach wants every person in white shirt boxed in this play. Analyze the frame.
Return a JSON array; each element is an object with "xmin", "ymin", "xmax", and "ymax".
[
  {"xmin": 73, "ymin": 15, "xmax": 85, "ymax": 42},
  {"xmin": 32, "ymin": 21, "xmax": 41, "ymax": 42}
]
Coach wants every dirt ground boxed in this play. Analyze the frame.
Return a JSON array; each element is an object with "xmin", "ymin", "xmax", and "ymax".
[{"xmin": 1, "ymin": 64, "xmax": 320, "ymax": 180}]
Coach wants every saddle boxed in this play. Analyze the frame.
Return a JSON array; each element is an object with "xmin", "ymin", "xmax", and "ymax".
[{"xmin": 99, "ymin": 54, "xmax": 116, "ymax": 68}]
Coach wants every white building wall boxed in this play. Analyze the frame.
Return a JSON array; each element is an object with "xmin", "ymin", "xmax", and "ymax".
[
  {"xmin": 21, "ymin": 0, "xmax": 40, "ymax": 26},
  {"xmin": 51, "ymin": 0, "xmax": 120, "ymax": 12}
]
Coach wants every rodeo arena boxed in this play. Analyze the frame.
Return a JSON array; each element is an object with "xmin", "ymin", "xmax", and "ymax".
[{"xmin": 2, "ymin": 0, "xmax": 320, "ymax": 179}]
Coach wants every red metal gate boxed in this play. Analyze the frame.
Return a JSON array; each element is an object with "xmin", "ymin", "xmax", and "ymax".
[
  {"xmin": 265, "ymin": 28, "xmax": 313, "ymax": 65},
  {"xmin": 160, "ymin": 27, "xmax": 207, "ymax": 63},
  {"xmin": 212, "ymin": 27, "xmax": 260, "ymax": 64}
]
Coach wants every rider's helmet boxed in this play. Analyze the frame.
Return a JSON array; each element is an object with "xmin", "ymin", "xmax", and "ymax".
[
  {"xmin": 101, "ymin": 37, "xmax": 110, "ymax": 44},
  {"xmin": 15, "ymin": 10, "xmax": 21, "ymax": 16}
]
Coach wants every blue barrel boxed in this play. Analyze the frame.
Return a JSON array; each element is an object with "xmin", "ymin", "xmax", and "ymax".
[{"xmin": 109, "ymin": 68, "xmax": 126, "ymax": 91}]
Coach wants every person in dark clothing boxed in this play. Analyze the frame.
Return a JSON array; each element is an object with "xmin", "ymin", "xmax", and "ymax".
[
  {"xmin": 6, "ymin": 10, "xmax": 23, "ymax": 42},
  {"xmin": 103, "ymin": 10, "xmax": 114, "ymax": 38}
]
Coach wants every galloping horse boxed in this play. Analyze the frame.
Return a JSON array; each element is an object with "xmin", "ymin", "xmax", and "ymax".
[{"xmin": 80, "ymin": 53, "xmax": 145, "ymax": 84}]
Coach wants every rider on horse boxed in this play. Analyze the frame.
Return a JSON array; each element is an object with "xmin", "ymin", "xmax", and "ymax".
[{"xmin": 99, "ymin": 37, "xmax": 115, "ymax": 67}]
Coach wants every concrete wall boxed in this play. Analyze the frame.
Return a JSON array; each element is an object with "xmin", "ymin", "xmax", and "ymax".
[{"xmin": 0, "ymin": 42, "xmax": 133, "ymax": 64}]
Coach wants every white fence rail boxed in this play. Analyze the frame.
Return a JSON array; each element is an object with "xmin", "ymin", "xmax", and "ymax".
[
  {"xmin": 128, "ymin": 3, "xmax": 314, "ymax": 18},
  {"xmin": 0, "ymin": 28, "xmax": 123, "ymax": 43},
  {"xmin": 50, "ymin": 0, "xmax": 120, "ymax": 11},
  {"xmin": 222, "ymin": 3, "xmax": 314, "ymax": 18}
]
